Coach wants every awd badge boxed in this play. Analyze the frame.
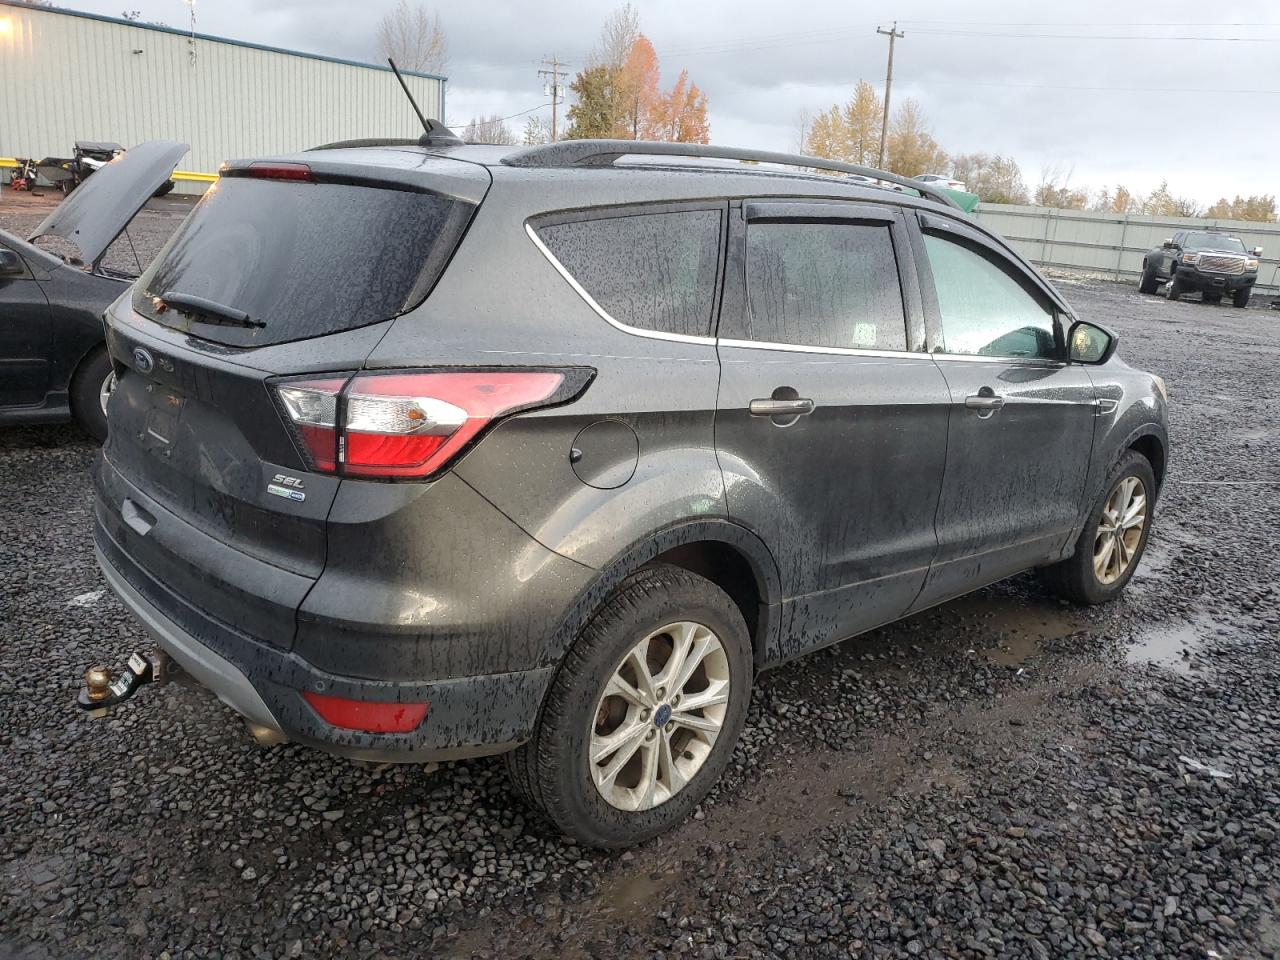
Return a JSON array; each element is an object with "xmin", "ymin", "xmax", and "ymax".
[{"xmin": 267, "ymin": 473, "xmax": 306, "ymax": 502}]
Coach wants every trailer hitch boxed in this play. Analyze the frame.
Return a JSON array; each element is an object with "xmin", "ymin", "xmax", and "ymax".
[{"xmin": 77, "ymin": 650, "xmax": 182, "ymax": 717}]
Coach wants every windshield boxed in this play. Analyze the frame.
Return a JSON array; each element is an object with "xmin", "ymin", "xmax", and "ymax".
[
  {"xmin": 134, "ymin": 175, "xmax": 474, "ymax": 347},
  {"xmin": 1186, "ymin": 233, "xmax": 1246, "ymax": 253}
]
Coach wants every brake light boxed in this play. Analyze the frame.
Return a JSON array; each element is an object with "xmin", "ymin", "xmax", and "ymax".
[
  {"xmin": 302, "ymin": 691, "xmax": 428, "ymax": 733},
  {"xmin": 274, "ymin": 369, "xmax": 580, "ymax": 480},
  {"xmin": 244, "ymin": 161, "xmax": 315, "ymax": 182}
]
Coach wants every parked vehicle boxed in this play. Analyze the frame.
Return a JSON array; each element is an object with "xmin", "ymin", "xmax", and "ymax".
[
  {"xmin": 0, "ymin": 141, "xmax": 188, "ymax": 439},
  {"xmin": 915, "ymin": 172, "xmax": 966, "ymax": 192},
  {"xmin": 87, "ymin": 135, "xmax": 1168, "ymax": 847},
  {"xmin": 1139, "ymin": 229, "xmax": 1261, "ymax": 307}
]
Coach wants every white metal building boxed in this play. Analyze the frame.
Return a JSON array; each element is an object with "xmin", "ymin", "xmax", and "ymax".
[{"xmin": 0, "ymin": 0, "xmax": 446, "ymax": 193}]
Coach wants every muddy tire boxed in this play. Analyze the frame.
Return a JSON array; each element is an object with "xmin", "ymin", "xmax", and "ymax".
[
  {"xmin": 1040, "ymin": 450, "xmax": 1156, "ymax": 605},
  {"xmin": 505, "ymin": 564, "xmax": 752, "ymax": 848},
  {"xmin": 69, "ymin": 347, "xmax": 114, "ymax": 442},
  {"xmin": 1138, "ymin": 263, "xmax": 1159, "ymax": 295},
  {"xmin": 1166, "ymin": 274, "xmax": 1184, "ymax": 301},
  {"xmin": 1233, "ymin": 288, "xmax": 1251, "ymax": 309}
]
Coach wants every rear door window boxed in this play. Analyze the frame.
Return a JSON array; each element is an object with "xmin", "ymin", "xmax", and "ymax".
[
  {"xmin": 134, "ymin": 175, "xmax": 475, "ymax": 347},
  {"xmin": 742, "ymin": 221, "xmax": 908, "ymax": 351},
  {"xmin": 534, "ymin": 207, "xmax": 723, "ymax": 338}
]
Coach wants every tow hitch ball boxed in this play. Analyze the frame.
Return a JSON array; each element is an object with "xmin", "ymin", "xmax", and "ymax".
[{"xmin": 77, "ymin": 650, "xmax": 180, "ymax": 717}]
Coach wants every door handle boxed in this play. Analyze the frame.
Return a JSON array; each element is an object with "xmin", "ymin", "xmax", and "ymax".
[
  {"xmin": 749, "ymin": 398, "xmax": 815, "ymax": 417},
  {"xmin": 964, "ymin": 394, "xmax": 1005, "ymax": 411}
]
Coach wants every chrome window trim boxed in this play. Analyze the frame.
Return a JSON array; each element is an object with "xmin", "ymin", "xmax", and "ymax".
[
  {"xmin": 524, "ymin": 221, "xmax": 718, "ymax": 347},
  {"xmin": 717, "ymin": 337, "xmax": 926, "ymax": 360},
  {"xmin": 930, "ymin": 352, "xmax": 1067, "ymax": 368}
]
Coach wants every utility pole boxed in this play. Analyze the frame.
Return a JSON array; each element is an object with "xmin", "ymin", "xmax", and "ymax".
[
  {"xmin": 876, "ymin": 22, "xmax": 904, "ymax": 169},
  {"xmin": 538, "ymin": 56, "xmax": 569, "ymax": 142}
]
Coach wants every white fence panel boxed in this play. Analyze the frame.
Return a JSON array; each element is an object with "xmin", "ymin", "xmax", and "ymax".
[{"xmin": 974, "ymin": 204, "xmax": 1280, "ymax": 295}]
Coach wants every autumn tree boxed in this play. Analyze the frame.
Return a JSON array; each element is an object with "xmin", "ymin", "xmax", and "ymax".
[
  {"xmin": 804, "ymin": 80, "xmax": 883, "ymax": 168},
  {"xmin": 1205, "ymin": 195, "xmax": 1277, "ymax": 222},
  {"xmin": 567, "ymin": 7, "xmax": 710, "ymax": 143},
  {"xmin": 462, "ymin": 115, "xmax": 517, "ymax": 145},
  {"xmin": 648, "ymin": 70, "xmax": 710, "ymax": 143},
  {"xmin": 377, "ymin": 0, "xmax": 448, "ymax": 75},
  {"xmin": 619, "ymin": 36, "xmax": 661, "ymax": 138},
  {"xmin": 1141, "ymin": 180, "xmax": 1201, "ymax": 217},
  {"xmin": 950, "ymin": 153, "xmax": 1029, "ymax": 204},
  {"xmin": 884, "ymin": 99, "xmax": 947, "ymax": 178}
]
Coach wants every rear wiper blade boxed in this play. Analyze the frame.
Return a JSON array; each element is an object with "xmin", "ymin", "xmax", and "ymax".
[{"xmin": 159, "ymin": 291, "xmax": 265, "ymax": 329}]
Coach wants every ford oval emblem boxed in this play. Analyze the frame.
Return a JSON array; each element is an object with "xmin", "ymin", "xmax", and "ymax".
[{"xmin": 132, "ymin": 347, "xmax": 154, "ymax": 374}]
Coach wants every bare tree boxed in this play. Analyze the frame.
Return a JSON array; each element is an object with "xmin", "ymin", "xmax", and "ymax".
[
  {"xmin": 377, "ymin": 0, "xmax": 448, "ymax": 75},
  {"xmin": 590, "ymin": 3, "xmax": 640, "ymax": 69},
  {"xmin": 522, "ymin": 116, "xmax": 550, "ymax": 146},
  {"xmin": 463, "ymin": 115, "xmax": 518, "ymax": 145}
]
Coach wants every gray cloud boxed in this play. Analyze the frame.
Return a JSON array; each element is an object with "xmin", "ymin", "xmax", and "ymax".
[{"xmin": 70, "ymin": 0, "xmax": 1280, "ymax": 202}]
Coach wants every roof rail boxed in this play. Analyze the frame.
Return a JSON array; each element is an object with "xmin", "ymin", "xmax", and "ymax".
[{"xmin": 500, "ymin": 140, "xmax": 961, "ymax": 210}]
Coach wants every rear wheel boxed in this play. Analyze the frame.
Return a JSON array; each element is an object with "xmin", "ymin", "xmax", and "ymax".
[
  {"xmin": 69, "ymin": 347, "xmax": 114, "ymax": 441},
  {"xmin": 1040, "ymin": 450, "xmax": 1156, "ymax": 605},
  {"xmin": 1138, "ymin": 262, "xmax": 1159, "ymax": 294},
  {"xmin": 506, "ymin": 564, "xmax": 752, "ymax": 848},
  {"xmin": 1233, "ymin": 288, "xmax": 1251, "ymax": 309}
]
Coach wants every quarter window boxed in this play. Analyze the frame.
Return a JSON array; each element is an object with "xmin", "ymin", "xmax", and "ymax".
[
  {"xmin": 743, "ymin": 222, "xmax": 907, "ymax": 351},
  {"xmin": 535, "ymin": 209, "xmax": 722, "ymax": 338},
  {"xmin": 922, "ymin": 233, "xmax": 1057, "ymax": 360}
]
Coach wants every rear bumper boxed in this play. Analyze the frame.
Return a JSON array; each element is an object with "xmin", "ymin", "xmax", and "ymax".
[{"xmin": 95, "ymin": 528, "xmax": 555, "ymax": 762}]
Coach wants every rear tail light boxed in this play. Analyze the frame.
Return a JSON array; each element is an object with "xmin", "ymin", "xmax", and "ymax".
[
  {"xmin": 273, "ymin": 368, "xmax": 589, "ymax": 480},
  {"xmin": 302, "ymin": 691, "xmax": 429, "ymax": 733}
]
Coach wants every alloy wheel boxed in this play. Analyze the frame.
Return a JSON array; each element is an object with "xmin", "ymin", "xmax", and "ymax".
[
  {"xmin": 1094, "ymin": 476, "xmax": 1147, "ymax": 585},
  {"xmin": 589, "ymin": 621, "xmax": 730, "ymax": 812}
]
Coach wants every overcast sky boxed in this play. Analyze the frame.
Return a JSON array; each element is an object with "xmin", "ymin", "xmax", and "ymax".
[{"xmin": 67, "ymin": 0, "xmax": 1280, "ymax": 203}]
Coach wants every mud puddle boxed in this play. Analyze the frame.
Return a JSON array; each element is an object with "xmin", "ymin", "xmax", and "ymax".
[
  {"xmin": 932, "ymin": 593, "xmax": 1091, "ymax": 668},
  {"xmin": 1125, "ymin": 614, "xmax": 1220, "ymax": 675}
]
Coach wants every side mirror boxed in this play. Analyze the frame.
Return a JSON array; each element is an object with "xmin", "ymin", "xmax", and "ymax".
[
  {"xmin": 1068, "ymin": 320, "xmax": 1117, "ymax": 365},
  {"xmin": 0, "ymin": 249, "xmax": 24, "ymax": 277},
  {"xmin": 1161, "ymin": 238, "xmax": 1174, "ymax": 249},
  {"xmin": 1252, "ymin": 247, "xmax": 1263, "ymax": 258}
]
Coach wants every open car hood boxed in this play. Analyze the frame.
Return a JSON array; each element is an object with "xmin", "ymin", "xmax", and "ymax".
[{"xmin": 28, "ymin": 140, "xmax": 189, "ymax": 268}]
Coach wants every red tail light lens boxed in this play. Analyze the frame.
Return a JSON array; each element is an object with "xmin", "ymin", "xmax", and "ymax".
[
  {"xmin": 302, "ymin": 691, "xmax": 429, "ymax": 733},
  {"xmin": 274, "ymin": 369, "xmax": 584, "ymax": 480}
]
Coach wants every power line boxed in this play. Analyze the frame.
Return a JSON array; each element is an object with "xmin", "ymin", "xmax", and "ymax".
[{"xmin": 911, "ymin": 28, "xmax": 1280, "ymax": 42}]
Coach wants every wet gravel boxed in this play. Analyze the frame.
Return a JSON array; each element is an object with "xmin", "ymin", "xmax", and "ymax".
[{"xmin": 1, "ymin": 197, "xmax": 1279, "ymax": 958}]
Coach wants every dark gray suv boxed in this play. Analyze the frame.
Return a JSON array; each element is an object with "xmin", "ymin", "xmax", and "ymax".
[{"xmin": 92, "ymin": 136, "xmax": 1169, "ymax": 847}]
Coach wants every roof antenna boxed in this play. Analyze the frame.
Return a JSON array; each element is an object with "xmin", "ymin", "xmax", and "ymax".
[{"xmin": 387, "ymin": 58, "xmax": 463, "ymax": 147}]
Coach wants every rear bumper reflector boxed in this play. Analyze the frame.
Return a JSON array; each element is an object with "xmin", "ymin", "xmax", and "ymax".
[{"xmin": 302, "ymin": 691, "xmax": 429, "ymax": 733}]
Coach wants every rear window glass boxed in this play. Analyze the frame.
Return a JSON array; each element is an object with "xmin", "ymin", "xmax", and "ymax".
[
  {"xmin": 133, "ymin": 176, "xmax": 473, "ymax": 347},
  {"xmin": 535, "ymin": 208, "xmax": 722, "ymax": 338},
  {"xmin": 744, "ymin": 222, "xmax": 907, "ymax": 351}
]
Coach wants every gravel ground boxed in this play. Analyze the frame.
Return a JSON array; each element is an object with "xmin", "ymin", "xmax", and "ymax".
[{"xmin": 1, "ymin": 197, "xmax": 1279, "ymax": 959}]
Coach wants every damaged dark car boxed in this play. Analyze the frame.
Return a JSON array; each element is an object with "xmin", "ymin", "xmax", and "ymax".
[
  {"xmin": 84, "ymin": 135, "xmax": 1169, "ymax": 847},
  {"xmin": 0, "ymin": 140, "xmax": 187, "ymax": 439}
]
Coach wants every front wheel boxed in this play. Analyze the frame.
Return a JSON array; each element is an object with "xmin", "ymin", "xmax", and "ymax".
[
  {"xmin": 1040, "ymin": 450, "xmax": 1156, "ymax": 605},
  {"xmin": 1138, "ymin": 263, "xmax": 1159, "ymax": 295},
  {"xmin": 69, "ymin": 347, "xmax": 114, "ymax": 441},
  {"xmin": 1166, "ymin": 274, "xmax": 1184, "ymax": 301},
  {"xmin": 506, "ymin": 564, "xmax": 752, "ymax": 848},
  {"xmin": 1233, "ymin": 288, "xmax": 1251, "ymax": 309}
]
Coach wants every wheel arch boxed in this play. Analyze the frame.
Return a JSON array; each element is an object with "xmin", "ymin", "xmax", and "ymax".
[
  {"xmin": 542, "ymin": 519, "xmax": 783, "ymax": 675},
  {"xmin": 1127, "ymin": 430, "xmax": 1167, "ymax": 493}
]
